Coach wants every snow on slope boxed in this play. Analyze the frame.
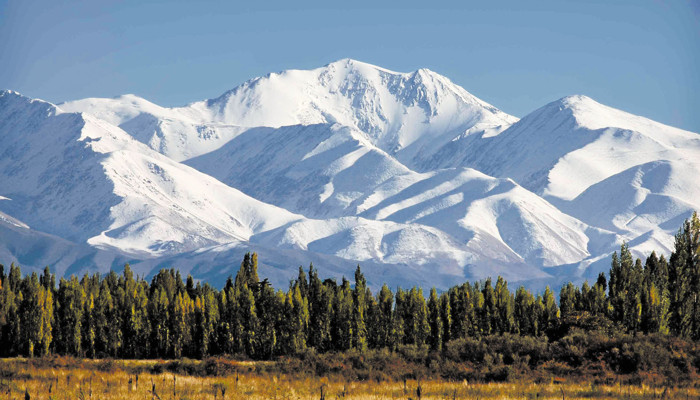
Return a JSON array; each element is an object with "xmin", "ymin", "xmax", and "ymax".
[
  {"xmin": 186, "ymin": 123, "xmax": 413, "ymax": 218},
  {"xmin": 4, "ymin": 90, "xmax": 548, "ymax": 286},
  {"xmin": 0, "ymin": 90, "xmax": 303, "ymax": 256},
  {"xmin": 7, "ymin": 60, "xmax": 700, "ymax": 290},
  {"xmin": 188, "ymin": 59, "xmax": 517, "ymax": 164},
  {"xmin": 431, "ymin": 95, "xmax": 700, "ymax": 254},
  {"xmin": 0, "ymin": 211, "xmax": 466, "ymax": 291},
  {"xmin": 61, "ymin": 59, "xmax": 517, "ymax": 167},
  {"xmin": 187, "ymin": 121, "xmax": 617, "ymax": 270},
  {"xmin": 0, "ymin": 212, "xmax": 130, "ymax": 278},
  {"xmin": 357, "ymin": 168, "xmax": 618, "ymax": 268},
  {"xmin": 59, "ymin": 94, "xmax": 247, "ymax": 161}
]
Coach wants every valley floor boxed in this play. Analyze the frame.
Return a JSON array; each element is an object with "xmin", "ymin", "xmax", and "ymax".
[{"xmin": 1, "ymin": 358, "xmax": 698, "ymax": 400}]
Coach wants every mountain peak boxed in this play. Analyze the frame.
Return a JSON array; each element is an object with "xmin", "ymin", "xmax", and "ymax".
[
  {"xmin": 0, "ymin": 89, "xmax": 20, "ymax": 97},
  {"xmin": 189, "ymin": 60, "xmax": 517, "ymax": 164},
  {"xmin": 558, "ymin": 94, "xmax": 596, "ymax": 107},
  {"xmin": 322, "ymin": 58, "xmax": 398, "ymax": 74}
]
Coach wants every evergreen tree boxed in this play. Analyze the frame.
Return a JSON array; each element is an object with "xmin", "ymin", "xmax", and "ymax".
[
  {"xmin": 405, "ymin": 287, "xmax": 428, "ymax": 346},
  {"xmin": 19, "ymin": 273, "xmax": 53, "ymax": 356},
  {"xmin": 448, "ymin": 286, "xmax": 465, "ymax": 340},
  {"xmin": 95, "ymin": 282, "xmax": 121, "ymax": 357},
  {"xmin": 494, "ymin": 277, "xmax": 514, "ymax": 334},
  {"xmin": 439, "ymin": 292, "xmax": 451, "ymax": 345},
  {"xmin": 609, "ymin": 244, "xmax": 644, "ymax": 332},
  {"xmin": 218, "ymin": 286, "xmax": 240, "ymax": 355},
  {"xmin": 514, "ymin": 286, "xmax": 535, "ymax": 336},
  {"xmin": 559, "ymin": 282, "xmax": 578, "ymax": 318},
  {"xmin": 645, "ymin": 251, "xmax": 668, "ymax": 293},
  {"xmin": 481, "ymin": 278, "xmax": 496, "ymax": 335},
  {"xmin": 235, "ymin": 252, "xmax": 260, "ymax": 289},
  {"xmin": 40, "ymin": 266, "xmax": 55, "ymax": 290},
  {"xmin": 170, "ymin": 292, "xmax": 194, "ymax": 358},
  {"xmin": 352, "ymin": 266, "xmax": 368, "ymax": 351},
  {"xmin": 83, "ymin": 291, "xmax": 96, "ymax": 358},
  {"xmin": 427, "ymin": 288, "xmax": 442, "ymax": 351},
  {"xmin": 640, "ymin": 278, "xmax": 668, "ymax": 334},
  {"xmin": 375, "ymin": 284, "xmax": 393, "ymax": 349},
  {"xmin": 578, "ymin": 281, "xmax": 592, "ymax": 313},
  {"xmin": 0, "ymin": 266, "xmax": 19, "ymax": 356},
  {"xmin": 668, "ymin": 212, "xmax": 700, "ymax": 339},
  {"xmin": 8, "ymin": 263, "xmax": 21, "ymax": 292},
  {"xmin": 296, "ymin": 266, "xmax": 309, "ymax": 299},
  {"xmin": 589, "ymin": 273, "xmax": 608, "ymax": 316},
  {"xmin": 237, "ymin": 284, "xmax": 258, "ymax": 356},
  {"xmin": 56, "ymin": 276, "xmax": 85, "ymax": 356},
  {"xmin": 292, "ymin": 285, "xmax": 309, "ymax": 352},
  {"xmin": 539, "ymin": 286, "xmax": 558, "ymax": 335},
  {"xmin": 120, "ymin": 265, "xmax": 150, "ymax": 358},
  {"xmin": 149, "ymin": 287, "xmax": 170, "ymax": 357},
  {"xmin": 308, "ymin": 266, "xmax": 332, "ymax": 351},
  {"xmin": 254, "ymin": 282, "xmax": 280, "ymax": 358},
  {"xmin": 393, "ymin": 288, "xmax": 407, "ymax": 347},
  {"xmin": 332, "ymin": 277, "xmax": 353, "ymax": 351},
  {"xmin": 364, "ymin": 287, "xmax": 380, "ymax": 349}
]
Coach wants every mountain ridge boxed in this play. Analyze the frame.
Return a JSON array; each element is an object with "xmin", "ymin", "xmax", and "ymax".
[{"xmin": 2, "ymin": 60, "xmax": 699, "ymax": 290}]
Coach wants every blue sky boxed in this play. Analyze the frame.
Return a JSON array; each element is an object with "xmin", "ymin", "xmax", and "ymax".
[{"xmin": 1, "ymin": 0, "xmax": 699, "ymax": 131}]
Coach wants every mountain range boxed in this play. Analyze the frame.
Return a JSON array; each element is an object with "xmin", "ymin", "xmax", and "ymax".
[{"xmin": 2, "ymin": 59, "xmax": 698, "ymax": 290}]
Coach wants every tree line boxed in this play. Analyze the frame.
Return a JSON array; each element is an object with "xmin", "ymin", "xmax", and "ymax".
[{"xmin": 0, "ymin": 213, "xmax": 698, "ymax": 360}]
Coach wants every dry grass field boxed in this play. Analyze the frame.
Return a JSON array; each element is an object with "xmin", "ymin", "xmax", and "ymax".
[{"xmin": 0, "ymin": 358, "xmax": 698, "ymax": 400}]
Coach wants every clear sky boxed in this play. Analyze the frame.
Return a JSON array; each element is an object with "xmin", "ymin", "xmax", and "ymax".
[{"xmin": 1, "ymin": 0, "xmax": 699, "ymax": 131}]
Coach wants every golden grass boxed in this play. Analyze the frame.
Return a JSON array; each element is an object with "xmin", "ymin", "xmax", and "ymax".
[{"xmin": 0, "ymin": 358, "xmax": 697, "ymax": 400}]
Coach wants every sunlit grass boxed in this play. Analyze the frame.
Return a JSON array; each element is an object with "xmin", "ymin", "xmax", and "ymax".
[{"xmin": 0, "ymin": 358, "xmax": 697, "ymax": 399}]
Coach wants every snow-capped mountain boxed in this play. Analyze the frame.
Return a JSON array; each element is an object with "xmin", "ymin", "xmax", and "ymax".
[
  {"xmin": 0, "ymin": 90, "xmax": 304, "ymax": 256},
  {"xmin": 0, "ymin": 90, "xmax": 532, "ymax": 287},
  {"xmin": 2, "ymin": 60, "xmax": 699, "ymax": 290},
  {"xmin": 60, "ymin": 59, "xmax": 517, "ymax": 166},
  {"xmin": 428, "ymin": 95, "xmax": 700, "ymax": 255}
]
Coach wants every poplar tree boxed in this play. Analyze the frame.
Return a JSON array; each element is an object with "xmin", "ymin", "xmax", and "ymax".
[
  {"xmin": 494, "ymin": 277, "xmax": 514, "ymax": 334},
  {"xmin": 393, "ymin": 288, "xmax": 407, "ymax": 346},
  {"xmin": 668, "ymin": 212, "xmax": 700, "ymax": 339},
  {"xmin": 0, "ymin": 266, "xmax": 19, "ymax": 356},
  {"xmin": 292, "ymin": 285, "xmax": 310, "ymax": 351},
  {"xmin": 95, "ymin": 282, "xmax": 121, "ymax": 357},
  {"xmin": 56, "ymin": 276, "xmax": 85, "ymax": 356},
  {"xmin": 514, "ymin": 286, "xmax": 535, "ymax": 335},
  {"xmin": 150, "ymin": 287, "xmax": 170, "ymax": 357},
  {"xmin": 481, "ymin": 278, "xmax": 496, "ymax": 335},
  {"xmin": 375, "ymin": 284, "xmax": 393, "ymax": 349},
  {"xmin": 171, "ymin": 292, "xmax": 194, "ymax": 358},
  {"xmin": 539, "ymin": 286, "xmax": 558, "ymax": 335},
  {"xmin": 254, "ymin": 282, "xmax": 279, "ymax": 358},
  {"xmin": 427, "ymin": 288, "xmax": 442, "ymax": 351},
  {"xmin": 308, "ymin": 265, "xmax": 332, "ymax": 351},
  {"xmin": 332, "ymin": 277, "xmax": 353, "ymax": 351},
  {"xmin": 439, "ymin": 291, "xmax": 452, "ymax": 345},
  {"xmin": 237, "ymin": 284, "xmax": 258, "ymax": 356},
  {"xmin": 590, "ymin": 273, "xmax": 609, "ymax": 316},
  {"xmin": 405, "ymin": 287, "xmax": 428, "ymax": 346},
  {"xmin": 559, "ymin": 282, "xmax": 578, "ymax": 318},
  {"xmin": 352, "ymin": 266, "xmax": 368, "ymax": 351}
]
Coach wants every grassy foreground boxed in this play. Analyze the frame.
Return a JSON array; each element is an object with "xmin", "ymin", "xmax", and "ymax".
[{"xmin": 1, "ymin": 358, "xmax": 698, "ymax": 400}]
